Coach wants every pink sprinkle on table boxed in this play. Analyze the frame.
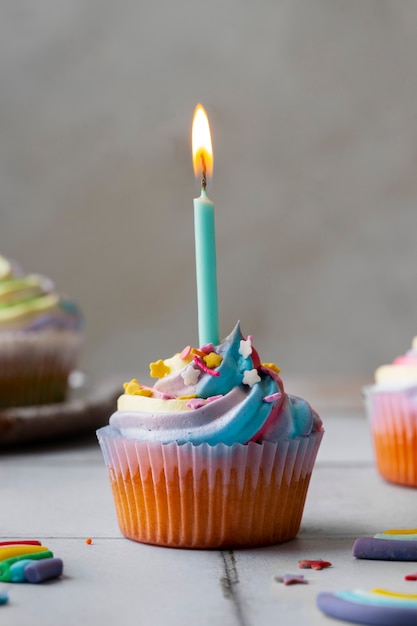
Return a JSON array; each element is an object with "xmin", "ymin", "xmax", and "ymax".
[{"xmin": 298, "ymin": 559, "xmax": 332, "ymax": 570}]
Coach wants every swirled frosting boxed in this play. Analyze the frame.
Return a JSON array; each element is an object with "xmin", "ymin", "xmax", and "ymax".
[
  {"xmin": 373, "ymin": 337, "xmax": 417, "ymax": 388},
  {"xmin": 110, "ymin": 323, "xmax": 322, "ymax": 445},
  {"xmin": 0, "ymin": 255, "xmax": 82, "ymax": 332}
]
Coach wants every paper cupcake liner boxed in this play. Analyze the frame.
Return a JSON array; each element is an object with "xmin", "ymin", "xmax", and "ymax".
[
  {"xmin": 97, "ymin": 426, "xmax": 323, "ymax": 548},
  {"xmin": 0, "ymin": 330, "xmax": 82, "ymax": 408},
  {"xmin": 363, "ymin": 386, "xmax": 417, "ymax": 487}
]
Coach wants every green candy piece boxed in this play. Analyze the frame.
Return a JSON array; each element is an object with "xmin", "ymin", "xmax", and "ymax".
[{"xmin": 0, "ymin": 550, "xmax": 53, "ymax": 582}]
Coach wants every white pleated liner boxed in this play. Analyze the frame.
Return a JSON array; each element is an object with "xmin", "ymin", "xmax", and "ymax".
[
  {"xmin": 366, "ymin": 387, "xmax": 417, "ymax": 486},
  {"xmin": 97, "ymin": 426, "xmax": 323, "ymax": 548}
]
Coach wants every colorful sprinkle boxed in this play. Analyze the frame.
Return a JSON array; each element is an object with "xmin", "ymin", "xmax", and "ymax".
[
  {"xmin": 203, "ymin": 352, "xmax": 223, "ymax": 369},
  {"xmin": 242, "ymin": 369, "xmax": 261, "ymax": 387},
  {"xmin": 186, "ymin": 398, "xmax": 207, "ymax": 409},
  {"xmin": 149, "ymin": 360, "xmax": 170, "ymax": 379},
  {"xmin": 275, "ymin": 574, "xmax": 308, "ymax": 585},
  {"xmin": 262, "ymin": 362, "xmax": 281, "ymax": 374},
  {"xmin": 193, "ymin": 355, "xmax": 220, "ymax": 376},
  {"xmin": 85, "ymin": 538, "xmax": 92, "ymax": 545},
  {"xmin": 123, "ymin": 379, "xmax": 153, "ymax": 397},
  {"xmin": 191, "ymin": 348, "xmax": 205, "ymax": 358},
  {"xmin": 263, "ymin": 392, "xmax": 282, "ymax": 403},
  {"xmin": 239, "ymin": 337, "xmax": 252, "ymax": 358},
  {"xmin": 186, "ymin": 395, "xmax": 222, "ymax": 409},
  {"xmin": 181, "ymin": 365, "xmax": 201, "ymax": 385},
  {"xmin": 200, "ymin": 343, "xmax": 215, "ymax": 354},
  {"xmin": 298, "ymin": 559, "xmax": 332, "ymax": 570},
  {"xmin": 405, "ymin": 572, "xmax": 417, "ymax": 581},
  {"xmin": 180, "ymin": 346, "xmax": 192, "ymax": 359}
]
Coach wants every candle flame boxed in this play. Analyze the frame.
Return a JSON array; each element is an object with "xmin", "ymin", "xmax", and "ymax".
[{"xmin": 192, "ymin": 104, "xmax": 213, "ymax": 185}]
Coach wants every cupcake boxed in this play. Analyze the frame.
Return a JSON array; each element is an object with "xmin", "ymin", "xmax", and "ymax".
[
  {"xmin": 97, "ymin": 323, "xmax": 323, "ymax": 548},
  {"xmin": 363, "ymin": 338, "xmax": 417, "ymax": 487},
  {"xmin": 0, "ymin": 255, "xmax": 83, "ymax": 409}
]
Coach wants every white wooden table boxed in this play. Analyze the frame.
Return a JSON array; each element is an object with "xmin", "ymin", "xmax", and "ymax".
[{"xmin": 1, "ymin": 379, "xmax": 416, "ymax": 626}]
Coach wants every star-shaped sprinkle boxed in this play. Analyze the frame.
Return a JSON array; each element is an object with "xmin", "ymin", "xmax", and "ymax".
[
  {"xmin": 149, "ymin": 360, "xmax": 170, "ymax": 379},
  {"xmin": 239, "ymin": 337, "xmax": 253, "ymax": 358},
  {"xmin": 262, "ymin": 362, "xmax": 281, "ymax": 373},
  {"xmin": 405, "ymin": 572, "xmax": 417, "ymax": 581},
  {"xmin": 124, "ymin": 379, "xmax": 140, "ymax": 393},
  {"xmin": 242, "ymin": 368, "xmax": 261, "ymax": 387},
  {"xmin": 181, "ymin": 365, "xmax": 200, "ymax": 385},
  {"xmin": 275, "ymin": 574, "xmax": 308, "ymax": 586},
  {"xmin": 298, "ymin": 559, "xmax": 332, "ymax": 570},
  {"xmin": 123, "ymin": 379, "xmax": 153, "ymax": 397},
  {"xmin": 203, "ymin": 352, "xmax": 223, "ymax": 369}
]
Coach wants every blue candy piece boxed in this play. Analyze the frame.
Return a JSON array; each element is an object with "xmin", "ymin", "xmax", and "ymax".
[
  {"xmin": 0, "ymin": 589, "xmax": 9, "ymax": 605},
  {"xmin": 9, "ymin": 559, "xmax": 34, "ymax": 583},
  {"xmin": 353, "ymin": 537, "xmax": 417, "ymax": 561},
  {"xmin": 317, "ymin": 590, "xmax": 417, "ymax": 626},
  {"xmin": 24, "ymin": 558, "xmax": 63, "ymax": 584}
]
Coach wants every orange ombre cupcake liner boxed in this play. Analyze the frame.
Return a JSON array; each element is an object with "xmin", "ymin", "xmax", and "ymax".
[
  {"xmin": 97, "ymin": 426, "xmax": 323, "ymax": 548},
  {"xmin": 364, "ymin": 386, "xmax": 417, "ymax": 487}
]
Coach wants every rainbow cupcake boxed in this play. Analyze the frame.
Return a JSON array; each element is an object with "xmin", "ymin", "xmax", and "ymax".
[
  {"xmin": 0, "ymin": 255, "xmax": 83, "ymax": 408},
  {"xmin": 97, "ymin": 323, "xmax": 323, "ymax": 548},
  {"xmin": 363, "ymin": 337, "xmax": 417, "ymax": 487}
]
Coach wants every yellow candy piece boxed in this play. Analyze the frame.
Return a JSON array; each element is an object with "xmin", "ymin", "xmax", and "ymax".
[
  {"xmin": 382, "ymin": 528, "xmax": 417, "ymax": 535},
  {"xmin": 262, "ymin": 362, "xmax": 281, "ymax": 373},
  {"xmin": 177, "ymin": 394, "xmax": 197, "ymax": 400},
  {"xmin": 203, "ymin": 352, "xmax": 223, "ymax": 369},
  {"xmin": 372, "ymin": 589, "xmax": 417, "ymax": 600},
  {"xmin": 0, "ymin": 545, "xmax": 49, "ymax": 561},
  {"xmin": 149, "ymin": 360, "xmax": 170, "ymax": 379}
]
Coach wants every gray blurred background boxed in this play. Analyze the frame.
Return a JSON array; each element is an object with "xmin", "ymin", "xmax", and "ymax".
[{"xmin": 1, "ymin": 0, "xmax": 417, "ymax": 389}]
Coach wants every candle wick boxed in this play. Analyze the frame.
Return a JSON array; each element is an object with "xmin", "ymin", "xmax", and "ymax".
[{"xmin": 201, "ymin": 153, "xmax": 207, "ymax": 191}]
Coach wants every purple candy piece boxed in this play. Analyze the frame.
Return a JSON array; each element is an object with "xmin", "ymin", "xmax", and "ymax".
[
  {"xmin": 353, "ymin": 537, "xmax": 417, "ymax": 561},
  {"xmin": 24, "ymin": 558, "xmax": 63, "ymax": 583},
  {"xmin": 317, "ymin": 592, "xmax": 417, "ymax": 626}
]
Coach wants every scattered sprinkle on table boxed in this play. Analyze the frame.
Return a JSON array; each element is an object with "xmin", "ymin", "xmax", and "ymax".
[
  {"xmin": 275, "ymin": 574, "xmax": 308, "ymax": 585},
  {"xmin": 298, "ymin": 559, "xmax": 332, "ymax": 570},
  {"xmin": 85, "ymin": 538, "xmax": 92, "ymax": 545},
  {"xmin": 405, "ymin": 572, "xmax": 417, "ymax": 581}
]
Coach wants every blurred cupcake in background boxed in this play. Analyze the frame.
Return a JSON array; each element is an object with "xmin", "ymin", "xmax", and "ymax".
[
  {"xmin": 0, "ymin": 255, "xmax": 83, "ymax": 408},
  {"xmin": 363, "ymin": 337, "xmax": 417, "ymax": 487}
]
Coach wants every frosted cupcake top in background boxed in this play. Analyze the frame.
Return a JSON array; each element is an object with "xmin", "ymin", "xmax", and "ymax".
[
  {"xmin": 371, "ymin": 337, "xmax": 417, "ymax": 390},
  {"xmin": 0, "ymin": 255, "xmax": 82, "ymax": 333}
]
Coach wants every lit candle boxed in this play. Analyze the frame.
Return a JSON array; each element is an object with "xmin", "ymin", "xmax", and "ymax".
[{"xmin": 192, "ymin": 104, "xmax": 219, "ymax": 347}]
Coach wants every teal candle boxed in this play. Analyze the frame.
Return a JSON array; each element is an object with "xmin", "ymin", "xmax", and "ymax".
[
  {"xmin": 192, "ymin": 104, "xmax": 219, "ymax": 347},
  {"xmin": 194, "ymin": 189, "xmax": 219, "ymax": 346}
]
